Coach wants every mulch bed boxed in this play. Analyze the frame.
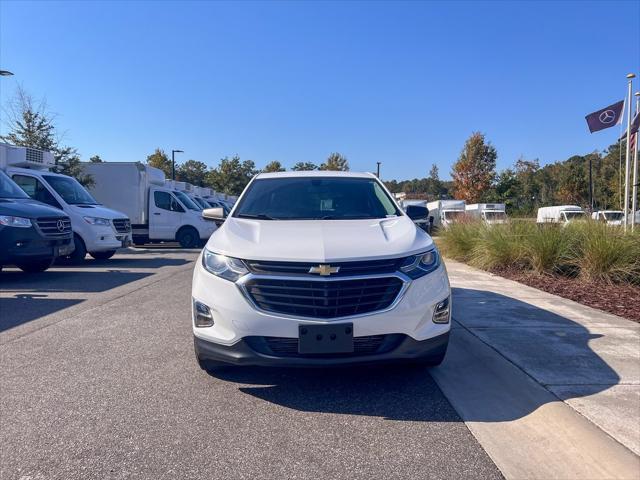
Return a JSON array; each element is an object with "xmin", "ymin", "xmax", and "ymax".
[{"xmin": 488, "ymin": 267, "xmax": 640, "ymax": 323}]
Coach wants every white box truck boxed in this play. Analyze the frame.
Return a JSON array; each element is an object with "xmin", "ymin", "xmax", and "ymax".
[
  {"xmin": 591, "ymin": 210, "xmax": 624, "ymax": 226},
  {"xmin": 1, "ymin": 143, "xmax": 132, "ymax": 262},
  {"xmin": 81, "ymin": 162, "xmax": 216, "ymax": 248},
  {"xmin": 426, "ymin": 200, "xmax": 466, "ymax": 229},
  {"xmin": 465, "ymin": 203, "xmax": 507, "ymax": 224},
  {"xmin": 536, "ymin": 205, "xmax": 586, "ymax": 224}
]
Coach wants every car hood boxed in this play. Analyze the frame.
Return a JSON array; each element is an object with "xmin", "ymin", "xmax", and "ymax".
[
  {"xmin": 68, "ymin": 204, "xmax": 129, "ymax": 219},
  {"xmin": 208, "ymin": 216, "xmax": 433, "ymax": 262},
  {"xmin": 0, "ymin": 197, "xmax": 66, "ymax": 218}
]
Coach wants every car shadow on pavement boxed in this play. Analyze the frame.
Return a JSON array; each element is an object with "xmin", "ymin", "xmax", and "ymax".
[
  {"xmin": 212, "ymin": 364, "xmax": 462, "ymax": 422},
  {"xmin": 53, "ymin": 257, "xmax": 190, "ymax": 269},
  {"xmin": 206, "ymin": 288, "xmax": 622, "ymax": 423},
  {"xmin": 0, "ymin": 296, "xmax": 83, "ymax": 332},
  {"xmin": 0, "ymin": 270, "xmax": 152, "ymax": 293}
]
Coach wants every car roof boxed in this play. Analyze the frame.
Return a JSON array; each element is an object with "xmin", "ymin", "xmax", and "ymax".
[{"xmin": 255, "ymin": 171, "xmax": 377, "ymax": 179}]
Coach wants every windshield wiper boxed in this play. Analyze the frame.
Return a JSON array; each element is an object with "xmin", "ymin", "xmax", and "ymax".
[{"xmin": 237, "ymin": 213, "xmax": 277, "ymax": 220}]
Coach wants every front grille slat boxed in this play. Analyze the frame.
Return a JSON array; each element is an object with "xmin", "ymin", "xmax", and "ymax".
[
  {"xmin": 245, "ymin": 258, "xmax": 403, "ymax": 277},
  {"xmin": 35, "ymin": 217, "xmax": 72, "ymax": 237},
  {"xmin": 261, "ymin": 334, "xmax": 395, "ymax": 357},
  {"xmin": 112, "ymin": 218, "xmax": 131, "ymax": 233},
  {"xmin": 244, "ymin": 276, "xmax": 403, "ymax": 319}
]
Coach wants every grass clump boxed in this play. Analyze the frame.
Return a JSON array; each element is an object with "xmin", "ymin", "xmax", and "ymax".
[
  {"xmin": 469, "ymin": 221, "xmax": 533, "ymax": 270},
  {"xmin": 438, "ymin": 221, "xmax": 481, "ymax": 262}
]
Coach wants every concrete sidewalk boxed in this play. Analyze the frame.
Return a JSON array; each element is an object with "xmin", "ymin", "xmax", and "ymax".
[{"xmin": 432, "ymin": 260, "xmax": 640, "ymax": 479}]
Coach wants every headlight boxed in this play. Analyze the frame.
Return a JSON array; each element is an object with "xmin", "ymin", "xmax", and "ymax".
[
  {"xmin": 0, "ymin": 215, "xmax": 32, "ymax": 228},
  {"xmin": 83, "ymin": 216, "xmax": 111, "ymax": 226},
  {"xmin": 400, "ymin": 249, "xmax": 440, "ymax": 279},
  {"xmin": 202, "ymin": 249, "xmax": 249, "ymax": 282}
]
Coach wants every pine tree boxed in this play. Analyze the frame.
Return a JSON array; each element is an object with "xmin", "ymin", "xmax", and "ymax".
[{"xmin": 319, "ymin": 152, "xmax": 349, "ymax": 171}]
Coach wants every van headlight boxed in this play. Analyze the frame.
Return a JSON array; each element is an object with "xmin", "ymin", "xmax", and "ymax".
[
  {"xmin": 400, "ymin": 249, "xmax": 440, "ymax": 279},
  {"xmin": 202, "ymin": 249, "xmax": 249, "ymax": 282},
  {"xmin": 0, "ymin": 215, "xmax": 32, "ymax": 228},
  {"xmin": 83, "ymin": 216, "xmax": 111, "ymax": 226}
]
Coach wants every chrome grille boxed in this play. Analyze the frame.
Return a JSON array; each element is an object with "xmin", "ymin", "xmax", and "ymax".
[
  {"xmin": 243, "ymin": 276, "xmax": 404, "ymax": 319},
  {"xmin": 35, "ymin": 217, "xmax": 72, "ymax": 237},
  {"xmin": 245, "ymin": 258, "xmax": 403, "ymax": 277},
  {"xmin": 112, "ymin": 218, "xmax": 131, "ymax": 233}
]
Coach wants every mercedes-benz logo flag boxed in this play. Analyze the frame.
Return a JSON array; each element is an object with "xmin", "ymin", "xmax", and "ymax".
[{"xmin": 585, "ymin": 100, "xmax": 624, "ymax": 133}]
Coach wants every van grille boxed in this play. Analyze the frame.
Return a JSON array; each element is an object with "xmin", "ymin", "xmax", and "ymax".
[
  {"xmin": 35, "ymin": 217, "xmax": 72, "ymax": 237},
  {"xmin": 112, "ymin": 218, "xmax": 131, "ymax": 233},
  {"xmin": 243, "ymin": 276, "xmax": 404, "ymax": 319}
]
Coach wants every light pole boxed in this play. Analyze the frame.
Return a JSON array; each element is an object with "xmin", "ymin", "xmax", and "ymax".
[
  {"xmin": 171, "ymin": 149, "xmax": 183, "ymax": 180},
  {"xmin": 623, "ymin": 73, "xmax": 635, "ymax": 231},
  {"xmin": 632, "ymin": 91, "xmax": 640, "ymax": 231},
  {"xmin": 376, "ymin": 162, "xmax": 381, "ymax": 178}
]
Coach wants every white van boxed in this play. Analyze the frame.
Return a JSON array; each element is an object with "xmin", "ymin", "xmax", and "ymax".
[
  {"xmin": 426, "ymin": 200, "xmax": 466, "ymax": 229},
  {"xmin": 465, "ymin": 203, "xmax": 507, "ymax": 224},
  {"xmin": 1, "ymin": 143, "xmax": 132, "ymax": 262},
  {"xmin": 81, "ymin": 162, "xmax": 216, "ymax": 248},
  {"xmin": 536, "ymin": 205, "xmax": 586, "ymax": 224},
  {"xmin": 591, "ymin": 210, "xmax": 624, "ymax": 226}
]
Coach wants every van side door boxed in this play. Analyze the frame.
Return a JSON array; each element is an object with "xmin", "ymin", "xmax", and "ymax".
[{"xmin": 149, "ymin": 188, "xmax": 184, "ymax": 240}]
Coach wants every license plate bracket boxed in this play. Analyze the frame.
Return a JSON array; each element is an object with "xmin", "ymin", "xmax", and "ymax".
[{"xmin": 298, "ymin": 323, "xmax": 354, "ymax": 354}]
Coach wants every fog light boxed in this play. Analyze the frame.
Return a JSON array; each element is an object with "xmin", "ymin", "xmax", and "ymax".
[
  {"xmin": 432, "ymin": 296, "xmax": 450, "ymax": 324},
  {"xmin": 193, "ymin": 300, "xmax": 214, "ymax": 327}
]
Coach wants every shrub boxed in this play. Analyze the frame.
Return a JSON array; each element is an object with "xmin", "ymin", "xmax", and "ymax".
[
  {"xmin": 437, "ymin": 221, "xmax": 481, "ymax": 262},
  {"xmin": 523, "ymin": 224, "xmax": 575, "ymax": 275},
  {"xmin": 469, "ymin": 221, "xmax": 534, "ymax": 270},
  {"xmin": 570, "ymin": 222, "xmax": 640, "ymax": 284}
]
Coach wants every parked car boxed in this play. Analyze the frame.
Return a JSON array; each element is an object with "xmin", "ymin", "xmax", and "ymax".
[
  {"xmin": 537, "ymin": 205, "xmax": 586, "ymax": 224},
  {"xmin": 1, "ymin": 143, "xmax": 132, "ymax": 262},
  {"xmin": 0, "ymin": 170, "xmax": 74, "ymax": 272},
  {"xmin": 81, "ymin": 162, "xmax": 217, "ymax": 248},
  {"xmin": 192, "ymin": 171, "xmax": 451, "ymax": 369}
]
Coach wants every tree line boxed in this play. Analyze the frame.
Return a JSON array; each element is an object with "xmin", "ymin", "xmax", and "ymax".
[{"xmin": 2, "ymin": 87, "xmax": 627, "ymax": 214}]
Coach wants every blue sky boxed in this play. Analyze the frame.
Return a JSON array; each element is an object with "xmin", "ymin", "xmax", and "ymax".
[{"xmin": 1, "ymin": 0, "xmax": 638, "ymax": 180}]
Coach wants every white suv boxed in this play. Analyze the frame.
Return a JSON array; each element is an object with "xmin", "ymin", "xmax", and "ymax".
[{"xmin": 192, "ymin": 171, "xmax": 451, "ymax": 369}]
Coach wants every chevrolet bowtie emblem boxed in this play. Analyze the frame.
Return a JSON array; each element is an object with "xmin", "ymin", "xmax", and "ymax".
[{"xmin": 309, "ymin": 264, "xmax": 340, "ymax": 276}]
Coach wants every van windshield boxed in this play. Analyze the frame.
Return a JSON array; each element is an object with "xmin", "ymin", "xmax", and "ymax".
[
  {"xmin": 233, "ymin": 177, "xmax": 401, "ymax": 220},
  {"xmin": 484, "ymin": 211, "xmax": 507, "ymax": 221},
  {"xmin": 43, "ymin": 175, "xmax": 99, "ymax": 205},
  {"xmin": 563, "ymin": 211, "xmax": 585, "ymax": 221},
  {"xmin": 443, "ymin": 210, "xmax": 465, "ymax": 221},
  {"xmin": 0, "ymin": 170, "xmax": 29, "ymax": 199},
  {"xmin": 604, "ymin": 212, "xmax": 623, "ymax": 221},
  {"xmin": 174, "ymin": 191, "xmax": 201, "ymax": 211}
]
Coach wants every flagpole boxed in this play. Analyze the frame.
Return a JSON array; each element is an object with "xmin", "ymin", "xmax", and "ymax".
[
  {"xmin": 632, "ymin": 91, "xmax": 640, "ymax": 231},
  {"xmin": 623, "ymin": 73, "xmax": 635, "ymax": 232}
]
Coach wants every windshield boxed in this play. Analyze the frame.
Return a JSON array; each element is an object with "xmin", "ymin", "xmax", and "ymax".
[
  {"xmin": 484, "ymin": 211, "xmax": 507, "ymax": 221},
  {"xmin": 562, "ymin": 211, "xmax": 585, "ymax": 221},
  {"xmin": 192, "ymin": 197, "xmax": 210, "ymax": 209},
  {"xmin": 604, "ymin": 212, "xmax": 623, "ymax": 221},
  {"xmin": 43, "ymin": 175, "xmax": 99, "ymax": 205},
  {"xmin": 233, "ymin": 177, "xmax": 401, "ymax": 220},
  {"xmin": 0, "ymin": 170, "xmax": 29, "ymax": 199},
  {"xmin": 443, "ymin": 210, "xmax": 465, "ymax": 221},
  {"xmin": 174, "ymin": 191, "xmax": 201, "ymax": 211}
]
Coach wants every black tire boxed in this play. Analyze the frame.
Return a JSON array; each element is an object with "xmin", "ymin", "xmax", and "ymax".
[
  {"xmin": 90, "ymin": 250, "xmax": 116, "ymax": 260},
  {"xmin": 177, "ymin": 227, "xmax": 199, "ymax": 249},
  {"xmin": 132, "ymin": 236, "xmax": 148, "ymax": 246},
  {"xmin": 17, "ymin": 257, "xmax": 54, "ymax": 273},
  {"xmin": 68, "ymin": 234, "xmax": 87, "ymax": 263}
]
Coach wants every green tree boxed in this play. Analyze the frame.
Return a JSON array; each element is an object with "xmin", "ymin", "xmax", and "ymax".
[
  {"xmin": 292, "ymin": 162, "xmax": 318, "ymax": 171},
  {"xmin": 426, "ymin": 164, "xmax": 444, "ymax": 199},
  {"xmin": 89, "ymin": 155, "xmax": 103, "ymax": 163},
  {"xmin": 319, "ymin": 152, "xmax": 349, "ymax": 171},
  {"xmin": 262, "ymin": 160, "xmax": 286, "ymax": 173},
  {"xmin": 1, "ymin": 87, "xmax": 93, "ymax": 186},
  {"xmin": 207, "ymin": 155, "xmax": 257, "ymax": 195},
  {"xmin": 146, "ymin": 148, "xmax": 173, "ymax": 178},
  {"xmin": 177, "ymin": 160, "xmax": 208, "ymax": 186},
  {"xmin": 451, "ymin": 132, "xmax": 497, "ymax": 203}
]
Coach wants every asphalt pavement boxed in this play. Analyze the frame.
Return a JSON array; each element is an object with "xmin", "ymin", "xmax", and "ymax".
[{"xmin": 0, "ymin": 248, "xmax": 502, "ymax": 480}]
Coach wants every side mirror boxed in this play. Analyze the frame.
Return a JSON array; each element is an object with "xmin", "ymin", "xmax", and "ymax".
[
  {"xmin": 406, "ymin": 205, "xmax": 429, "ymax": 221},
  {"xmin": 202, "ymin": 207, "xmax": 225, "ymax": 221}
]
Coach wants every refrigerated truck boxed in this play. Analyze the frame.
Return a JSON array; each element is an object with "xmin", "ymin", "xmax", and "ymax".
[
  {"xmin": 426, "ymin": 200, "xmax": 466, "ymax": 229},
  {"xmin": 81, "ymin": 162, "xmax": 217, "ymax": 248},
  {"xmin": 591, "ymin": 210, "xmax": 624, "ymax": 226},
  {"xmin": 465, "ymin": 203, "xmax": 507, "ymax": 224},
  {"xmin": 1, "ymin": 143, "xmax": 131, "ymax": 262}
]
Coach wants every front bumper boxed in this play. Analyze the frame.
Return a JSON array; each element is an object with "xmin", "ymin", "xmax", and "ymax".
[
  {"xmin": 194, "ymin": 331, "xmax": 449, "ymax": 367},
  {"xmin": 0, "ymin": 226, "xmax": 74, "ymax": 264}
]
